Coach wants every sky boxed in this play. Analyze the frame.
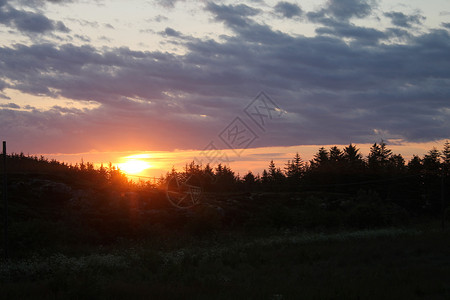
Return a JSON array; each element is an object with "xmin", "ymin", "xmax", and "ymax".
[{"xmin": 0, "ymin": 0, "xmax": 449, "ymax": 177}]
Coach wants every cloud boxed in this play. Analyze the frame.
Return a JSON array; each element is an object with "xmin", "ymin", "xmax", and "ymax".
[
  {"xmin": 0, "ymin": 2, "xmax": 70, "ymax": 33},
  {"xmin": 67, "ymin": 18, "xmax": 99, "ymax": 28},
  {"xmin": 384, "ymin": 11, "xmax": 425, "ymax": 28},
  {"xmin": 306, "ymin": 0, "xmax": 376, "ymax": 27},
  {"xmin": 274, "ymin": 1, "xmax": 302, "ymax": 19},
  {"xmin": 325, "ymin": 0, "xmax": 374, "ymax": 20},
  {"xmin": 160, "ymin": 27, "xmax": 182, "ymax": 37},
  {"xmin": 1, "ymin": 3, "xmax": 449, "ymax": 154},
  {"xmin": 0, "ymin": 103, "xmax": 20, "ymax": 109},
  {"xmin": 148, "ymin": 15, "xmax": 168, "ymax": 23},
  {"xmin": 74, "ymin": 34, "xmax": 90, "ymax": 42},
  {"xmin": 315, "ymin": 21, "xmax": 385, "ymax": 44},
  {"xmin": 46, "ymin": 0, "xmax": 74, "ymax": 3},
  {"xmin": 205, "ymin": 3, "xmax": 260, "ymax": 28},
  {"xmin": 155, "ymin": 0, "xmax": 184, "ymax": 9},
  {"xmin": 0, "ymin": 79, "xmax": 7, "ymax": 91}
]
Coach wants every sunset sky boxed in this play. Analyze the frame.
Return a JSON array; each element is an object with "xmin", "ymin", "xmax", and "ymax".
[{"xmin": 0, "ymin": 0, "xmax": 449, "ymax": 177}]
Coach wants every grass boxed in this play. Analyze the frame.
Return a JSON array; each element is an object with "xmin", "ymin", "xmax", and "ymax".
[{"xmin": 1, "ymin": 227, "xmax": 449, "ymax": 299}]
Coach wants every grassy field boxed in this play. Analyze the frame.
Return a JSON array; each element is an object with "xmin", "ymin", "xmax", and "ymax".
[{"xmin": 1, "ymin": 226, "xmax": 449, "ymax": 299}]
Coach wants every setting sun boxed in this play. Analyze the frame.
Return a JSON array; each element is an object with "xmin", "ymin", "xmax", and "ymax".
[{"xmin": 118, "ymin": 159, "xmax": 152, "ymax": 175}]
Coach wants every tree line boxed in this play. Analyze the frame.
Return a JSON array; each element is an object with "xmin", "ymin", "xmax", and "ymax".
[
  {"xmin": 2, "ymin": 141, "xmax": 449, "ymax": 216},
  {"xmin": 175, "ymin": 141, "xmax": 450, "ymax": 215}
]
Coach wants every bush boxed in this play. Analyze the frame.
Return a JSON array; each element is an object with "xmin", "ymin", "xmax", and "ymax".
[{"xmin": 184, "ymin": 204, "xmax": 224, "ymax": 237}]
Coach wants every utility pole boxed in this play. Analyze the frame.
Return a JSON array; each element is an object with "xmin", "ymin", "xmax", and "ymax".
[
  {"xmin": 442, "ymin": 173, "xmax": 446, "ymax": 230},
  {"xmin": 2, "ymin": 141, "xmax": 8, "ymax": 260}
]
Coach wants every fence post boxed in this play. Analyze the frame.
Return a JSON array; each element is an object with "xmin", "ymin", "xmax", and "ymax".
[{"xmin": 2, "ymin": 141, "xmax": 8, "ymax": 260}]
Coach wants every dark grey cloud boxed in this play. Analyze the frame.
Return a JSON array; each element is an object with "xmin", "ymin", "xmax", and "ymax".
[
  {"xmin": 160, "ymin": 27, "xmax": 181, "ymax": 37},
  {"xmin": 0, "ymin": 103, "xmax": 20, "ymax": 109},
  {"xmin": 149, "ymin": 15, "xmax": 168, "ymax": 23},
  {"xmin": 0, "ymin": 2, "xmax": 70, "ymax": 33},
  {"xmin": 385, "ymin": 27, "xmax": 411, "ymax": 40},
  {"xmin": 74, "ymin": 34, "xmax": 90, "ymax": 42},
  {"xmin": 443, "ymin": 22, "xmax": 450, "ymax": 29},
  {"xmin": 1, "ymin": 3, "xmax": 449, "ymax": 154},
  {"xmin": 14, "ymin": 0, "xmax": 88, "ymax": 6},
  {"xmin": 384, "ymin": 11, "xmax": 425, "ymax": 28},
  {"xmin": 325, "ymin": 0, "xmax": 374, "ymax": 20},
  {"xmin": 155, "ymin": 0, "xmax": 184, "ymax": 9},
  {"xmin": 67, "ymin": 18, "xmax": 99, "ymax": 28},
  {"xmin": 315, "ymin": 21, "xmax": 386, "ymax": 44},
  {"xmin": 307, "ymin": 0, "xmax": 375, "ymax": 23},
  {"xmin": 274, "ymin": 1, "xmax": 302, "ymax": 19},
  {"xmin": 0, "ymin": 79, "xmax": 7, "ymax": 91},
  {"xmin": 307, "ymin": 1, "xmax": 406, "ymax": 45},
  {"xmin": 46, "ymin": 0, "xmax": 74, "ymax": 3},
  {"xmin": 205, "ymin": 3, "xmax": 260, "ymax": 28}
]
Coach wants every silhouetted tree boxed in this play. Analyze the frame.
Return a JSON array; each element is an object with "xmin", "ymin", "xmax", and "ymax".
[
  {"xmin": 261, "ymin": 169, "xmax": 270, "ymax": 186},
  {"xmin": 285, "ymin": 153, "xmax": 303, "ymax": 178},
  {"xmin": 368, "ymin": 142, "xmax": 392, "ymax": 172},
  {"xmin": 310, "ymin": 147, "xmax": 329, "ymax": 170},
  {"xmin": 441, "ymin": 141, "xmax": 450, "ymax": 176},
  {"xmin": 328, "ymin": 146, "xmax": 345, "ymax": 179},
  {"xmin": 340, "ymin": 144, "xmax": 365, "ymax": 175},
  {"xmin": 268, "ymin": 160, "xmax": 277, "ymax": 178},
  {"xmin": 329, "ymin": 146, "xmax": 344, "ymax": 163},
  {"xmin": 423, "ymin": 148, "xmax": 441, "ymax": 173},
  {"xmin": 388, "ymin": 154, "xmax": 406, "ymax": 173},
  {"xmin": 343, "ymin": 144, "xmax": 363, "ymax": 162},
  {"xmin": 204, "ymin": 163, "xmax": 214, "ymax": 178},
  {"xmin": 243, "ymin": 171, "xmax": 257, "ymax": 190},
  {"xmin": 285, "ymin": 153, "xmax": 304, "ymax": 190},
  {"xmin": 408, "ymin": 155, "xmax": 423, "ymax": 174},
  {"xmin": 419, "ymin": 148, "xmax": 443, "ymax": 213},
  {"xmin": 260, "ymin": 160, "xmax": 284, "ymax": 190},
  {"xmin": 214, "ymin": 163, "xmax": 236, "ymax": 192},
  {"xmin": 185, "ymin": 161, "xmax": 202, "ymax": 177}
]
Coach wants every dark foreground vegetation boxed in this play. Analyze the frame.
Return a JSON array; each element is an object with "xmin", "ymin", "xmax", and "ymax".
[{"xmin": 0, "ymin": 141, "xmax": 449, "ymax": 299}]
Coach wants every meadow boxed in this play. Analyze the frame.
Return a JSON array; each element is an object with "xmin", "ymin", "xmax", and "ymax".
[{"xmin": 1, "ymin": 227, "xmax": 449, "ymax": 299}]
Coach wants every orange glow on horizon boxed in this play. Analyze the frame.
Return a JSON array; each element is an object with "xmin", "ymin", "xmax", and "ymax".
[{"xmin": 38, "ymin": 139, "xmax": 449, "ymax": 179}]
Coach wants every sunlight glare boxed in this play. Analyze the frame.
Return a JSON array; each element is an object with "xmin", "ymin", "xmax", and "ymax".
[{"xmin": 118, "ymin": 159, "xmax": 152, "ymax": 175}]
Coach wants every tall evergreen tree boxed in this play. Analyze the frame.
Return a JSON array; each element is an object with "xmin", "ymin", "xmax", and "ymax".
[
  {"xmin": 268, "ymin": 160, "xmax": 277, "ymax": 178},
  {"xmin": 329, "ymin": 146, "xmax": 344, "ymax": 163},
  {"xmin": 368, "ymin": 142, "xmax": 392, "ymax": 171},
  {"xmin": 310, "ymin": 147, "xmax": 329, "ymax": 169},
  {"xmin": 285, "ymin": 153, "xmax": 304, "ymax": 190},
  {"xmin": 423, "ymin": 148, "xmax": 441, "ymax": 173},
  {"xmin": 388, "ymin": 154, "xmax": 406, "ymax": 172},
  {"xmin": 243, "ymin": 171, "xmax": 257, "ymax": 190},
  {"xmin": 214, "ymin": 163, "xmax": 236, "ymax": 191},
  {"xmin": 408, "ymin": 155, "xmax": 422, "ymax": 174},
  {"xmin": 267, "ymin": 160, "xmax": 285, "ymax": 186},
  {"xmin": 441, "ymin": 141, "xmax": 450, "ymax": 175},
  {"xmin": 343, "ymin": 143, "xmax": 363, "ymax": 162},
  {"xmin": 261, "ymin": 169, "xmax": 270, "ymax": 185},
  {"xmin": 285, "ymin": 152, "xmax": 303, "ymax": 178},
  {"xmin": 243, "ymin": 171, "xmax": 256, "ymax": 184}
]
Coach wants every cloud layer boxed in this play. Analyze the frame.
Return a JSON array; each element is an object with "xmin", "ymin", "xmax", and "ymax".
[
  {"xmin": 0, "ymin": 0, "xmax": 449, "ymax": 154},
  {"xmin": 0, "ymin": 1, "xmax": 69, "ymax": 33}
]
